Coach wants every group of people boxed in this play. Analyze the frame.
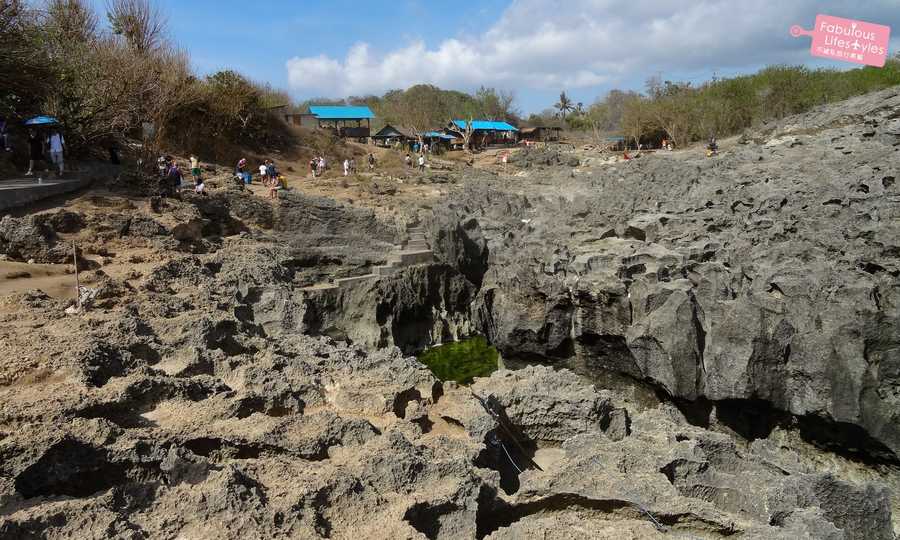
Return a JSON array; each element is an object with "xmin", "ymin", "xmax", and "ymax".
[
  {"xmin": 342, "ymin": 157, "xmax": 357, "ymax": 176},
  {"xmin": 156, "ymin": 154, "xmax": 205, "ymax": 194},
  {"xmin": 308, "ymin": 156, "xmax": 327, "ymax": 177},
  {"xmin": 25, "ymin": 129, "xmax": 66, "ymax": 177},
  {"xmin": 234, "ymin": 158, "xmax": 283, "ymax": 199},
  {"xmin": 404, "ymin": 153, "xmax": 427, "ymax": 172}
]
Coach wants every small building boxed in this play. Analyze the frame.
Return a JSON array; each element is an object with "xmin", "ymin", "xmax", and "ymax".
[
  {"xmin": 308, "ymin": 105, "xmax": 375, "ymax": 138},
  {"xmin": 450, "ymin": 119, "xmax": 518, "ymax": 149},
  {"xmin": 284, "ymin": 113, "xmax": 318, "ymax": 128},
  {"xmin": 519, "ymin": 126, "xmax": 562, "ymax": 142},
  {"xmin": 606, "ymin": 136, "xmax": 627, "ymax": 151},
  {"xmin": 421, "ymin": 131, "xmax": 456, "ymax": 152},
  {"xmin": 371, "ymin": 124, "xmax": 415, "ymax": 147}
]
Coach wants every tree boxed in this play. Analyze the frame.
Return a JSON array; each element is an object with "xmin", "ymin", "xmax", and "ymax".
[
  {"xmin": 620, "ymin": 94, "xmax": 652, "ymax": 148},
  {"xmin": 475, "ymin": 86, "xmax": 518, "ymax": 121},
  {"xmin": 0, "ymin": 0, "xmax": 50, "ymax": 116},
  {"xmin": 106, "ymin": 0, "xmax": 166, "ymax": 53},
  {"xmin": 204, "ymin": 70, "xmax": 263, "ymax": 137},
  {"xmin": 554, "ymin": 91, "xmax": 574, "ymax": 119}
]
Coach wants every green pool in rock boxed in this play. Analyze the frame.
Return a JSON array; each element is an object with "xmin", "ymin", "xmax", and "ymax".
[{"xmin": 417, "ymin": 336, "xmax": 499, "ymax": 385}]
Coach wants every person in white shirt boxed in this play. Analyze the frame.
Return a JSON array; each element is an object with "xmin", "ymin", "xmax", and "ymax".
[
  {"xmin": 259, "ymin": 163, "xmax": 267, "ymax": 183},
  {"xmin": 47, "ymin": 130, "xmax": 65, "ymax": 176},
  {"xmin": 418, "ymin": 154, "xmax": 425, "ymax": 172},
  {"xmin": 343, "ymin": 158, "xmax": 349, "ymax": 176}
]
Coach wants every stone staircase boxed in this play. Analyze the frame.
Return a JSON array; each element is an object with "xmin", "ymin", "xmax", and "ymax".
[{"xmin": 300, "ymin": 225, "xmax": 434, "ymax": 291}]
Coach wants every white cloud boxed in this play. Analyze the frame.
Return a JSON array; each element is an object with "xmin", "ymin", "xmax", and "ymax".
[{"xmin": 286, "ymin": 0, "xmax": 900, "ymax": 98}]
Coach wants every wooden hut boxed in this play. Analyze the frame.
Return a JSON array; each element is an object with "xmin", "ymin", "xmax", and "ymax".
[
  {"xmin": 371, "ymin": 124, "xmax": 415, "ymax": 147},
  {"xmin": 519, "ymin": 126, "xmax": 562, "ymax": 142}
]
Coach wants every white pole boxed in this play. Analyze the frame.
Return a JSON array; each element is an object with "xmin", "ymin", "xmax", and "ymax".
[{"xmin": 72, "ymin": 242, "xmax": 81, "ymax": 311}]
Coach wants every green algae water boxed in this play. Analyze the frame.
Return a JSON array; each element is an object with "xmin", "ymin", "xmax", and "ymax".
[{"xmin": 417, "ymin": 336, "xmax": 499, "ymax": 385}]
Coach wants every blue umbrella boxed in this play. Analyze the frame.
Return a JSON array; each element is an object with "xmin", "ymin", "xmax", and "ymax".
[{"xmin": 24, "ymin": 115, "xmax": 60, "ymax": 126}]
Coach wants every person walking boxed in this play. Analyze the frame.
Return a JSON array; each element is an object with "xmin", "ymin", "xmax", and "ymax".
[
  {"xmin": 47, "ymin": 129, "xmax": 65, "ymax": 176},
  {"xmin": 343, "ymin": 158, "xmax": 350, "ymax": 176},
  {"xmin": 367, "ymin": 152, "xmax": 376, "ymax": 171},
  {"xmin": 349, "ymin": 157, "xmax": 356, "ymax": 174},
  {"xmin": 405, "ymin": 153, "xmax": 412, "ymax": 169},
  {"xmin": 189, "ymin": 154, "xmax": 201, "ymax": 185},
  {"xmin": 417, "ymin": 154, "xmax": 426, "ymax": 173},
  {"xmin": 318, "ymin": 156, "xmax": 326, "ymax": 176},
  {"xmin": 0, "ymin": 118, "xmax": 10, "ymax": 152},
  {"xmin": 259, "ymin": 162, "xmax": 268, "ymax": 183},
  {"xmin": 25, "ymin": 130, "xmax": 47, "ymax": 176},
  {"xmin": 166, "ymin": 159, "xmax": 183, "ymax": 195},
  {"xmin": 265, "ymin": 160, "xmax": 277, "ymax": 183}
]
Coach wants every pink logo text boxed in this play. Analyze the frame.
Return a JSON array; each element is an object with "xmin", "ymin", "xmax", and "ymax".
[{"xmin": 791, "ymin": 15, "xmax": 891, "ymax": 67}]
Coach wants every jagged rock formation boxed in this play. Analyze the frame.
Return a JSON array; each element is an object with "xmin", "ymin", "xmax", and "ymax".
[
  {"xmin": 430, "ymin": 86, "xmax": 900, "ymax": 467},
  {"xmin": 0, "ymin": 88, "xmax": 898, "ymax": 538}
]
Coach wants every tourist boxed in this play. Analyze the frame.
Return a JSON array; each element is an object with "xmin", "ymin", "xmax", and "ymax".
[
  {"xmin": 418, "ymin": 154, "xmax": 426, "ymax": 172},
  {"xmin": 194, "ymin": 174, "xmax": 206, "ymax": 194},
  {"xmin": 266, "ymin": 160, "xmax": 277, "ymax": 183},
  {"xmin": 267, "ymin": 173, "xmax": 280, "ymax": 200},
  {"xmin": 189, "ymin": 154, "xmax": 201, "ymax": 185},
  {"xmin": 0, "ymin": 117, "xmax": 10, "ymax": 152},
  {"xmin": 343, "ymin": 158, "xmax": 349, "ymax": 176},
  {"xmin": 259, "ymin": 162, "xmax": 268, "ymax": 183},
  {"xmin": 236, "ymin": 158, "xmax": 250, "ymax": 184},
  {"xmin": 166, "ymin": 159, "xmax": 183, "ymax": 195},
  {"xmin": 367, "ymin": 152, "xmax": 376, "ymax": 170},
  {"xmin": 45, "ymin": 129, "xmax": 65, "ymax": 176},
  {"xmin": 25, "ymin": 130, "xmax": 47, "ymax": 176}
]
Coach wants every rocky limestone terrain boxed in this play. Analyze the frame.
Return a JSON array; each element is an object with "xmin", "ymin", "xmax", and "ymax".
[
  {"xmin": 431, "ymin": 85, "xmax": 900, "ymax": 460},
  {"xmin": 0, "ymin": 87, "xmax": 898, "ymax": 539}
]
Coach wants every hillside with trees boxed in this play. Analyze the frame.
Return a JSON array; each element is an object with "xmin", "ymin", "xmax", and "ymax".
[
  {"xmin": 1, "ymin": 0, "xmax": 293, "ymax": 160},
  {"xmin": 539, "ymin": 58, "xmax": 900, "ymax": 147}
]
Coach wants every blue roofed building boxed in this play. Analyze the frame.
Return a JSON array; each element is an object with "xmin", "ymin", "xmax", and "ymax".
[
  {"xmin": 448, "ymin": 119, "xmax": 519, "ymax": 149},
  {"xmin": 451, "ymin": 119, "xmax": 518, "ymax": 132},
  {"xmin": 307, "ymin": 105, "xmax": 376, "ymax": 139}
]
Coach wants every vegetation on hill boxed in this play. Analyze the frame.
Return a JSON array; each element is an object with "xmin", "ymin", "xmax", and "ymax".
[
  {"xmin": 298, "ymin": 85, "xmax": 520, "ymax": 133},
  {"xmin": 1, "ymin": 0, "xmax": 292, "ymax": 160},
  {"xmin": 534, "ymin": 57, "xmax": 900, "ymax": 146},
  {"xmin": 4, "ymin": 0, "xmax": 898, "ymax": 159}
]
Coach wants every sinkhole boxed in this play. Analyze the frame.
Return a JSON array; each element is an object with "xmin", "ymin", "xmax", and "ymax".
[{"xmin": 417, "ymin": 336, "xmax": 499, "ymax": 385}]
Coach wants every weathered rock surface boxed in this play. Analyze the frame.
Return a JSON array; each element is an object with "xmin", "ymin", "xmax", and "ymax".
[
  {"xmin": 432, "ymin": 85, "xmax": 900, "ymax": 463},
  {"xmin": 0, "ymin": 88, "xmax": 898, "ymax": 538}
]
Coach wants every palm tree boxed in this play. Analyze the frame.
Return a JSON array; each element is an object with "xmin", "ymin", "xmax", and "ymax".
[{"xmin": 555, "ymin": 91, "xmax": 574, "ymax": 119}]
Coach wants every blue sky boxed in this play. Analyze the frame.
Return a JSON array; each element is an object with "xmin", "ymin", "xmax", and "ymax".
[{"xmin": 89, "ymin": 0, "xmax": 900, "ymax": 114}]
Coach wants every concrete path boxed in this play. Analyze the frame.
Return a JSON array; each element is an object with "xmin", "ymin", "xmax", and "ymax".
[{"xmin": 0, "ymin": 176, "xmax": 92, "ymax": 213}]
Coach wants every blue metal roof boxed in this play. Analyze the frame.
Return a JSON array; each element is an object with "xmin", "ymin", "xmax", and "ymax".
[
  {"xmin": 452, "ymin": 119, "xmax": 518, "ymax": 132},
  {"xmin": 309, "ymin": 105, "xmax": 375, "ymax": 120},
  {"xmin": 423, "ymin": 131, "xmax": 455, "ymax": 140}
]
